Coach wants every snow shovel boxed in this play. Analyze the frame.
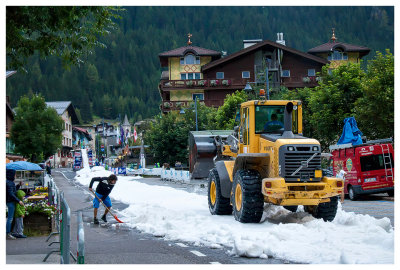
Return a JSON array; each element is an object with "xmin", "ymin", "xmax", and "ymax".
[{"xmin": 91, "ymin": 190, "xmax": 124, "ymax": 223}]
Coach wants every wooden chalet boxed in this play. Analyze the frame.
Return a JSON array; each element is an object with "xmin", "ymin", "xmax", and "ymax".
[
  {"xmin": 158, "ymin": 31, "xmax": 369, "ymax": 113},
  {"xmin": 158, "ymin": 34, "xmax": 222, "ymax": 112}
]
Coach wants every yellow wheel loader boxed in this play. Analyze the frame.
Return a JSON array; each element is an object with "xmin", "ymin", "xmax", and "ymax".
[{"xmin": 207, "ymin": 99, "xmax": 344, "ymax": 223}]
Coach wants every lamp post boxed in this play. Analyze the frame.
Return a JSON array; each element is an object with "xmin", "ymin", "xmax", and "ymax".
[{"xmin": 244, "ymin": 82, "xmax": 252, "ymax": 92}]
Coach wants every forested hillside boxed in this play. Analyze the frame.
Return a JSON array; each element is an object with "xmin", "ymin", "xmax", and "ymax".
[{"xmin": 6, "ymin": 6, "xmax": 394, "ymax": 124}]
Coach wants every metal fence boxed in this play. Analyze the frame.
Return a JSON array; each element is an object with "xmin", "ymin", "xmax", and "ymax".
[
  {"xmin": 44, "ymin": 177, "xmax": 80, "ymax": 264},
  {"xmin": 77, "ymin": 211, "xmax": 85, "ymax": 264}
]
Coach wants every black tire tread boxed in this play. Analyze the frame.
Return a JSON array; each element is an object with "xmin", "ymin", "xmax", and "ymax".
[
  {"xmin": 312, "ymin": 196, "xmax": 338, "ymax": 222},
  {"xmin": 232, "ymin": 169, "xmax": 264, "ymax": 223},
  {"xmin": 208, "ymin": 168, "xmax": 232, "ymax": 215}
]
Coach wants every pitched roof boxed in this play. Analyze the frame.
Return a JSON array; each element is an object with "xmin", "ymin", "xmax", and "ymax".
[
  {"xmin": 73, "ymin": 126, "xmax": 92, "ymax": 140},
  {"xmin": 6, "ymin": 71, "xmax": 17, "ymax": 78},
  {"xmin": 159, "ymin": 45, "xmax": 221, "ymax": 67},
  {"xmin": 159, "ymin": 45, "xmax": 221, "ymax": 57},
  {"xmin": 46, "ymin": 101, "xmax": 79, "ymax": 124},
  {"xmin": 123, "ymin": 114, "xmax": 130, "ymax": 126},
  {"xmin": 202, "ymin": 40, "xmax": 329, "ymax": 71},
  {"xmin": 308, "ymin": 41, "xmax": 370, "ymax": 57}
]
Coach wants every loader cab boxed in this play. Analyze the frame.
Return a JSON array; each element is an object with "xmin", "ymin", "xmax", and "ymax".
[{"xmin": 238, "ymin": 100, "xmax": 303, "ymax": 153}]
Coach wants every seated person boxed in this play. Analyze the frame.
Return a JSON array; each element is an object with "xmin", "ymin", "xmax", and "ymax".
[{"xmin": 263, "ymin": 114, "xmax": 284, "ymax": 132}]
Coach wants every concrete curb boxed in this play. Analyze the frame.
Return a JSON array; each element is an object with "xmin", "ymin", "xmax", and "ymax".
[{"xmin": 6, "ymin": 254, "xmax": 61, "ymax": 264}]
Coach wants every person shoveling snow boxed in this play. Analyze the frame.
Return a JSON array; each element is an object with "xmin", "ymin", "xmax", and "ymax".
[{"xmin": 89, "ymin": 174, "xmax": 119, "ymax": 224}]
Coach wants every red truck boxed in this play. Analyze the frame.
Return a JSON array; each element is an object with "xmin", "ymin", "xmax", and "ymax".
[{"xmin": 329, "ymin": 138, "xmax": 394, "ymax": 200}]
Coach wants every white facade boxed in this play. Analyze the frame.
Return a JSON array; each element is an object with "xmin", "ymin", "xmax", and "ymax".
[{"xmin": 46, "ymin": 101, "xmax": 78, "ymax": 168}]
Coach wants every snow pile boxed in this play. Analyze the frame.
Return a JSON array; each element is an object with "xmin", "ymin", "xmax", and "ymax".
[
  {"xmin": 75, "ymin": 165, "xmax": 112, "ymax": 186},
  {"xmin": 81, "ymin": 148, "xmax": 90, "ymax": 169},
  {"xmin": 75, "ymin": 169, "xmax": 394, "ymax": 264}
]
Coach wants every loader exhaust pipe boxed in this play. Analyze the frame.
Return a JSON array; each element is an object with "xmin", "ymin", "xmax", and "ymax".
[{"xmin": 282, "ymin": 102, "xmax": 295, "ymax": 139}]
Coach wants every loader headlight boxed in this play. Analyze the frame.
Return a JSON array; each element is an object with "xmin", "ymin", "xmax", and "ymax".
[
  {"xmin": 312, "ymin": 146, "xmax": 319, "ymax": 151},
  {"xmin": 288, "ymin": 146, "xmax": 295, "ymax": 151}
]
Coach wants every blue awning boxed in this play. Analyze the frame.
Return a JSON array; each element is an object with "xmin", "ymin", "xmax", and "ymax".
[{"xmin": 6, "ymin": 161, "xmax": 43, "ymax": 171}]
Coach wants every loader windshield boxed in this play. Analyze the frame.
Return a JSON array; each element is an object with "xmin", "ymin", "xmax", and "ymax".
[{"xmin": 255, "ymin": 105, "xmax": 298, "ymax": 134}]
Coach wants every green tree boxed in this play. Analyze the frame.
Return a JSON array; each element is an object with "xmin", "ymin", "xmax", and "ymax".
[
  {"xmin": 353, "ymin": 50, "xmax": 394, "ymax": 139},
  {"xmin": 215, "ymin": 90, "xmax": 248, "ymax": 130},
  {"xmin": 6, "ymin": 6, "xmax": 121, "ymax": 70},
  {"xmin": 144, "ymin": 112, "xmax": 189, "ymax": 165},
  {"xmin": 10, "ymin": 95, "xmax": 64, "ymax": 162},
  {"xmin": 308, "ymin": 64, "xmax": 364, "ymax": 150},
  {"xmin": 181, "ymin": 100, "xmax": 218, "ymax": 131}
]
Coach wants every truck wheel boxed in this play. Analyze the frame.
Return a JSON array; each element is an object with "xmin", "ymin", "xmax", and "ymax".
[
  {"xmin": 312, "ymin": 196, "xmax": 338, "ymax": 222},
  {"xmin": 208, "ymin": 169, "xmax": 232, "ymax": 215},
  {"xmin": 348, "ymin": 186, "xmax": 357, "ymax": 201},
  {"xmin": 387, "ymin": 190, "xmax": 394, "ymax": 197},
  {"xmin": 232, "ymin": 169, "xmax": 264, "ymax": 223},
  {"xmin": 283, "ymin": 206, "xmax": 298, "ymax": 212}
]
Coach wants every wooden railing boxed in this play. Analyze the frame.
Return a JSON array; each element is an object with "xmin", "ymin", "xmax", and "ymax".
[
  {"xmin": 282, "ymin": 76, "xmax": 320, "ymax": 87},
  {"xmin": 160, "ymin": 78, "xmax": 248, "ymax": 89},
  {"xmin": 160, "ymin": 77, "xmax": 316, "ymax": 90},
  {"xmin": 160, "ymin": 99, "xmax": 224, "ymax": 112}
]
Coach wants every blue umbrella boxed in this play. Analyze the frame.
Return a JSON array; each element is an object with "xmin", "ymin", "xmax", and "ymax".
[{"xmin": 6, "ymin": 161, "xmax": 43, "ymax": 171}]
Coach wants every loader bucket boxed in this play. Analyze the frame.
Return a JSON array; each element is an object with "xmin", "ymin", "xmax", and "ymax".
[{"xmin": 189, "ymin": 130, "xmax": 232, "ymax": 179}]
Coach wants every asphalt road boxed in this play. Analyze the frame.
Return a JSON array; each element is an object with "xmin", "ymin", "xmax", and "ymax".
[
  {"xmin": 53, "ymin": 169, "xmax": 292, "ymax": 264},
  {"xmin": 54, "ymin": 168, "xmax": 394, "ymax": 264}
]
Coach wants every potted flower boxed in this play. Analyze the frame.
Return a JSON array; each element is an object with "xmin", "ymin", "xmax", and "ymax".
[
  {"xmin": 222, "ymin": 80, "xmax": 230, "ymax": 86},
  {"xmin": 186, "ymin": 80, "xmax": 194, "ymax": 87},
  {"xmin": 198, "ymin": 80, "xmax": 207, "ymax": 86},
  {"xmin": 302, "ymin": 77, "xmax": 311, "ymax": 83},
  {"xmin": 163, "ymin": 102, "xmax": 170, "ymax": 108},
  {"xmin": 210, "ymin": 80, "xmax": 219, "ymax": 86}
]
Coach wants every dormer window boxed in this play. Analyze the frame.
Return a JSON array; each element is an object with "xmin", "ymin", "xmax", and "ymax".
[
  {"xmin": 180, "ymin": 54, "xmax": 200, "ymax": 65},
  {"xmin": 328, "ymin": 49, "xmax": 348, "ymax": 60}
]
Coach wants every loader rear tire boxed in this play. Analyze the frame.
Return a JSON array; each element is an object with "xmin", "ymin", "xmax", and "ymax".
[
  {"xmin": 232, "ymin": 169, "xmax": 264, "ymax": 223},
  {"xmin": 208, "ymin": 169, "xmax": 232, "ymax": 215},
  {"xmin": 312, "ymin": 196, "xmax": 338, "ymax": 222}
]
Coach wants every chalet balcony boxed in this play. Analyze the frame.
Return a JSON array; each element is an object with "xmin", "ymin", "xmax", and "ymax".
[
  {"xmin": 282, "ymin": 76, "xmax": 320, "ymax": 88},
  {"xmin": 160, "ymin": 78, "xmax": 248, "ymax": 90},
  {"xmin": 160, "ymin": 99, "xmax": 224, "ymax": 112}
]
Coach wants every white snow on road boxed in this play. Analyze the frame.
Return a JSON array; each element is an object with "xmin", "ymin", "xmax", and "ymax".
[{"xmin": 75, "ymin": 166, "xmax": 394, "ymax": 264}]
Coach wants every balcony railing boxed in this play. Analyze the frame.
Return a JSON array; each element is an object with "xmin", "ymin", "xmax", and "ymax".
[
  {"xmin": 160, "ymin": 99, "xmax": 224, "ymax": 112},
  {"xmin": 160, "ymin": 75, "xmax": 319, "ymax": 91},
  {"xmin": 282, "ymin": 76, "xmax": 320, "ymax": 87},
  {"xmin": 160, "ymin": 78, "xmax": 248, "ymax": 89}
]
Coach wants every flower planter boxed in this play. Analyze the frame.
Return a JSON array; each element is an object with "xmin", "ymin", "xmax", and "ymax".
[{"xmin": 24, "ymin": 213, "xmax": 53, "ymax": 234}]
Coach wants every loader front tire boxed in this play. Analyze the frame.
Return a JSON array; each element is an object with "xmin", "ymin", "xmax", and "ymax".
[
  {"xmin": 208, "ymin": 169, "xmax": 232, "ymax": 215},
  {"xmin": 312, "ymin": 196, "xmax": 338, "ymax": 222},
  {"xmin": 232, "ymin": 169, "xmax": 264, "ymax": 223}
]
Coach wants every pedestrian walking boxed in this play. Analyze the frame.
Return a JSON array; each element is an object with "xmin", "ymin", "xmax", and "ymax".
[
  {"xmin": 336, "ymin": 169, "xmax": 347, "ymax": 203},
  {"xmin": 6, "ymin": 169, "xmax": 24, "ymax": 240},
  {"xmin": 46, "ymin": 162, "xmax": 52, "ymax": 176},
  {"xmin": 12, "ymin": 189, "xmax": 27, "ymax": 238},
  {"xmin": 89, "ymin": 174, "xmax": 118, "ymax": 224}
]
